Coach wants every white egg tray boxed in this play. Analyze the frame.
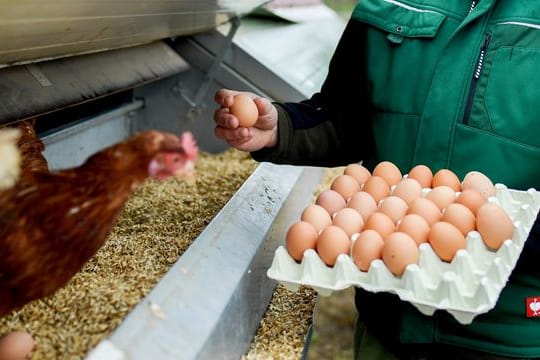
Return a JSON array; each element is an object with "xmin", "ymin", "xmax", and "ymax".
[{"xmin": 267, "ymin": 184, "xmax": 540, "ymax": 325}]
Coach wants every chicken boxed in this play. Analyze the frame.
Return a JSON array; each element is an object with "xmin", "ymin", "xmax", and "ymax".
[
  {"xmin": 0, "ymin": 121, "xmax": 198, "ymax": 317},
  {"xmin": 0, "ymin": 128, "xmax": 21, "ymax": 191}
]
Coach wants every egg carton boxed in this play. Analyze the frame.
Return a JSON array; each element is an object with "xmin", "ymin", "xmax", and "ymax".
[{"xmin": 267, "ymin": 184, "xmax": 540, "ymax": 325}]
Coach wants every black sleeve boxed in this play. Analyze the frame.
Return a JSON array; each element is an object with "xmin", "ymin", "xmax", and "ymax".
[{"xmin": 251, "ymin": 19, "xmax": 375, "ymax": 167}]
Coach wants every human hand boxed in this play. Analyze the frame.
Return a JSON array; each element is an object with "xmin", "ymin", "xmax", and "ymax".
[{"xmin": 213, "ymin": 89, "xmax": 278, "ymax": 152}]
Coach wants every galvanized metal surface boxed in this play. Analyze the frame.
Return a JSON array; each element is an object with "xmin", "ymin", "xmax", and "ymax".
[
  {"xmin": 42, "ymin": 101, "xmax": 143, "ymax": 170},
  {"xmin": 179, "ymin": 9, "xmax": 345, "ymax": 101},
  {"xmin": 86, "ymin": 163, "xmax": 324, "ymax": 360},
  {"xmin": 0, "ymin": 41, "xmax": 188, "ymax": 125},
  {"xmin": 0, "ymin": 0, "xmax": 269, "ymax": 67}
]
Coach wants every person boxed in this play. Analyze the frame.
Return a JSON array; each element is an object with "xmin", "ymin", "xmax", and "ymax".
[{"xmin": 214, "ymin": 1, "xmax": 540, "ymax": 359}]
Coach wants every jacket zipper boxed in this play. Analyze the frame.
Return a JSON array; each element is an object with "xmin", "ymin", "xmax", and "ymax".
[
  {"xmin": 462, "ymin": 33, "xmax": 491, "ymax": 125},
  {"xmin": 468, "ymin": 1, "xmax": 479, "ymax": 14}
]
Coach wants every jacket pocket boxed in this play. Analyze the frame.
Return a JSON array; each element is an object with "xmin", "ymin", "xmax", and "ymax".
[
  {"xmin": 352, "ymin": 0, "xmax": 446, "ymax": 39},
  {"xmin": 352, "ymin": 0, "xmax": 449, "ymax": 114},
  {"xmin": 466, "ymin": 21, "xmax": 540, "ymax": 148}
]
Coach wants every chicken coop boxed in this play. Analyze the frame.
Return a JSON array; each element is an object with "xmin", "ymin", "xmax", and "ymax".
[{"xmin": 0, "ymin": 1, "xmax": 346, "ymax": 358}]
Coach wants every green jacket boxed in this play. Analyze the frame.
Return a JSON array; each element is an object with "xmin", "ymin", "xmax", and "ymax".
[{"xmin": 253, "ymin": 0, "xmax": 540, "ymax": 357}]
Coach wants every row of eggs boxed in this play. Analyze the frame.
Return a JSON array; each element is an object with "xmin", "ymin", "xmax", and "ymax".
[{"xmin": 286, "ymin": 162, "xmax": 514, "ymax": 276}]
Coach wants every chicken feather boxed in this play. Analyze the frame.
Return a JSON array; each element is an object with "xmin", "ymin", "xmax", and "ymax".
[{"xmin": 0, "ymin": 121, "xmax": 198, "ymax": 317}]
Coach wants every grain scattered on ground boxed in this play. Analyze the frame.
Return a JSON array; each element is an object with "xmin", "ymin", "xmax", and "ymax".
[{"xmin": 0, "ymin": 149, "xmax": 257, "ymax": 360}]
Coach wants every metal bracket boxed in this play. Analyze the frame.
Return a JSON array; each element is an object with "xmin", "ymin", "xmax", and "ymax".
[{"xmin": 175, "ymin": 16, "xmax": 241, "ymax": 123}]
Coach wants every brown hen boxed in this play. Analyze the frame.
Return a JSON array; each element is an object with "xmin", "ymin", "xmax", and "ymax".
[{"xmin": 0, "ymin": 121, "xmax": 198, "ymax": 317}]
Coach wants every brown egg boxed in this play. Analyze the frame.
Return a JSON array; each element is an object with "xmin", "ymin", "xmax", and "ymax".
[
  {"xmin": 426, "ymin": 185, "xmax": 457, "ymax": 211},
  {"xmin": 373, "ymin": 161, "xmax": 403, "ymax": 187},
  {"xmin": 229, "ymin": 94, "xmax": 258, "ymax": 127},
  {"xmin": 362, "ymin": 175, "xmax": 391, "ymax": 204},
  {"xmin": 455, "ymin": 189, "xmax": 487, "ymax": 215},
  {"xmin": 301, "ymin": 204, "xmax": 332, "ymax": 233},
  {"xmin": 378, "ymin": 196, "xmax": 408, "ymax": 224},
  {"xmin": 285, "ymin": 221, "xmax": 319, "ymax": 261},
  {"xmin": 363, "ymin": 212, "xmax": 396, "ymax": 239},
  {"xmin": 476, "ymin": 203, "xmax": 514, "ymax": 250},
  {"xmin": 461, "ymin": 171, "xmax": 495, "ymax": 199},
  {"xmin": 316, "ymin": 225, "xmax": 351, "ymax": 266},
  {"xmin": 392, "ymin": 178, "xmax": 422, "ymax": 205},
  {"xmin": 407, "ymin": 197, "xmax": 442, "ymax": 226},
  {"xmin": 432, "ymin": 169, "xmax": 461, "ymax": 192},
  {"xmin": 347, "ymin": 191, "xmax": 378, "ymax": 222},
  {"xmin": 315, "ymin": 189, "xmax": 347, "ymax": 216},
  {"xmin": 343, "ymin": 163, "xmax": 371, "ymax": 186},
  {"xmin": 396, "ymin": 213, "xmax": 430, "ymax": 245},
  {"xmin": 352, "ymin": 229, "xmax": 384, "ymax": 271},
  {"xmin": 442, "ymin": 203, "xmax": 476, "ymax": 236},
  {"xmin": 331, "ymin": 174, "xmax": 361, "ymax": 201},
  {"xmin": 428, "ymin": 221, "xmax": 466, "ymax": 262},
  {"xmin": 333, "ymin": 207, "xmax": 364, "ymax": 237},
  {"xmin": 407, "ymin": 164, "xmax": 433, "ymax": 188},
  {"xmin": 382, "ymin": 232, "xmax": 419, "ymax": 276},
  {"xmin": 0, "ymin": 331, "xmax": 36, "ymax": 360}
]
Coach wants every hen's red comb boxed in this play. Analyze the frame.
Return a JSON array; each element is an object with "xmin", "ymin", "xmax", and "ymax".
[{"xmin": 180, "ymin": 131, "xmax": 199, "ymax": 159}]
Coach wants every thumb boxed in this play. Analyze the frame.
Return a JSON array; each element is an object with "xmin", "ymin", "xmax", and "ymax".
[{"xmin": 253, "ymin": 97, "xmax": 278, "ymax": 130}]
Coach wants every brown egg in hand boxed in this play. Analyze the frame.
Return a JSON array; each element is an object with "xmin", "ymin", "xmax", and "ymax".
[{"xmin": 229, "ymin": 94, "xmax": 258, "ymax": 127}]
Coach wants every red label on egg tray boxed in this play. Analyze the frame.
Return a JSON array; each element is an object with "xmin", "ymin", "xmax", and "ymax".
[{"xmin": 526, "ymin": 297, "xmax": 540, "ymax": 318}]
